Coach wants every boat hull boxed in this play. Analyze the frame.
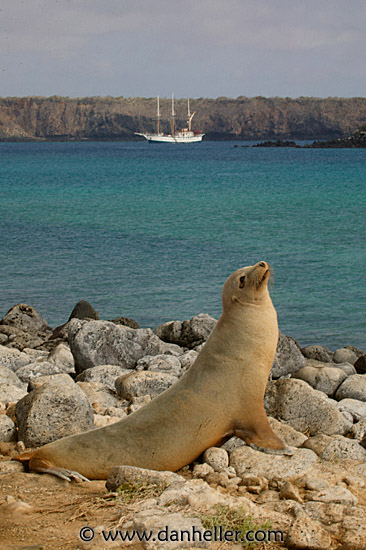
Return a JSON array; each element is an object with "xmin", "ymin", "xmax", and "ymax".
[{"xmin": 136, "ymin": 132, "xmax": 204, "ymax": 143}]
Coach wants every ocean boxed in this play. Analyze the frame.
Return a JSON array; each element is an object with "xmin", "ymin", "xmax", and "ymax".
[{"xmin": 0, "ymin": 141, "xmax": 365, "ymax": 351}]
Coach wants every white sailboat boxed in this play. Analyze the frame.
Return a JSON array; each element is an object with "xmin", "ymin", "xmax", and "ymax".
[{"xmin": 135, "ymin": 94, "xmax": 205, "ymax": 143}]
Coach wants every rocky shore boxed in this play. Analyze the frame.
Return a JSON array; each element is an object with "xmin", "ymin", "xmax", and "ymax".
[
  {"xmin": 1, "ymin": 301, "xmax": 366, "ymax": 549},
  {"xmin": 247, "ymin": 127, "xmax": 366, "ymax": 148}
]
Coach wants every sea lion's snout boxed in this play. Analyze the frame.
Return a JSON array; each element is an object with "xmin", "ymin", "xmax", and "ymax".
[{"xmin": 258, "ymin": 261, "xmax": 267, "ymax": 269}]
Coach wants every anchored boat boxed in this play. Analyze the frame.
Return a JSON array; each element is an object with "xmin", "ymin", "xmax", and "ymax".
[{"xmin": 135, "ymin": 94, "xmax": 204, "ymax": 143}]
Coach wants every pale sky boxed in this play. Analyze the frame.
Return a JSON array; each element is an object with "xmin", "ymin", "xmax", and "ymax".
[{"xmin": 1, "ymin": 0, "xmax": 365, "ymax": 98}]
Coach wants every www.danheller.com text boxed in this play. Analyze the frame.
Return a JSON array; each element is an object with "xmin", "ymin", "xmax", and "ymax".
[{"xmin": 79, "ymin": 525, "xmax": 285, "ymax": 544}]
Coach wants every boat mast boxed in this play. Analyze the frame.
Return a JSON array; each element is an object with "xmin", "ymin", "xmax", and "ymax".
[
  {"xmin": 187, "ymin": 97, "xmax": 196, "ymax": 131},
  {"xmin": 170, "ymin": 92, "xmax": 176, "ymax": 136},
  {"xmin": 156, "ymin": 96, "xmax": 161, "ymax": 134}
]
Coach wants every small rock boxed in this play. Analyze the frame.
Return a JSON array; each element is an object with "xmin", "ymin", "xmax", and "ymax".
[
  {"xmin": 68, "ymin": 300, "xmax": 99, "ymax": 321},
  {"xmin": 1, "ymin": 303, "xmax": 49, "ymax": 333},
  {"xmin": 110, "ymin": 316, "xmax": 140, "ymax": 329},
  {"xmin": 301, "ymin": 344, "xmax": 333, "ymax": 363},
  {"xmin": 349, "ymin": 419, "xmax": 366, "ymax": 441},
  {"xmin": 335, "ymin": 374, "xmax": 366, "ymax": 401},
  {"xmin": 240, "ymin": 474, "xmax": 268, "ymax": 494},
  {"xmin": 205, "ymin": 471, "xmax": 230, "ymax": 487},
  {"xmin": 269, "ymin": 417, "xmax": 308, "ymax": 447},
  {"xmin": 285, "ymin": 516, "xmax": 332, "ymax": 549},
  {"xmin": 77, "ymin": 381, "xmax": 124, "ymax": 409},
  {"xmin": 178, "ymin": 350, "xmax": 198, "ymax": 370},
  {"xmin": 280, "ymin": 481, "xmax": 303, "ymax": 503},
  {"xmin": 0, "ymin": 383, "xmax": 28, "ymax": 404},
  {"xmin": 0, "ymin": 366, "xmax": 24, "ymax": 388},
  {"xmin": 354, "ymin": 355, "xmax": 366, "ymax": 374},
  {"xmin": 1, "ymin": 496, "xmax": 34, "ymax": 515},
  {"xmin": 105, "ymin": 465, "xmax": 184, "ymax": 491},
  {"xmin": 0, "ymin": 460, "xmax": 24, "ymax": 474},
  {"xmin": 292, "ymin": 364, "xmax": 347, "ymax": 396},
  {"xmin": 255, "ymin": 490, "xmax": 281, "ymax": 503},
  {"xmin": 0, "ymin": 415, "xmax": 16, "ymax": 442},
  {"xmin": 312, "ymin": 486, "xmax": 358, "ymax": 505},
  {"xmin": 127, "ymin": 395, "xmax": 151, "ymax": 413},
  {"xmin": 302, "ymin": 433, "xmax": 366, "ymax": 460},
  {"xmin": 136, "ymin": 354, "xmax": 182, "ymax": 376},
  {"xmin": 93, "ymin": 414, "xmax": 121, "ymax": 427},
  {"xmin": 333, "ymin": 347, "xmax": 358, "ymax": 365},
  {"xmin": 28, "ymin": 373, "xmax": 75, "ymax": 391},
  {"xmin": 337, "ymin": 398, "xmax": 366, "ymax": 422},
  {"xmin": 0, "ymin": 345, "xmax": 32, "ymax": 372},
  {"xmin": 47, "ymin": 343, "xmax": 75, "ymax": 374},
  {"xmin": 192, "ymin": 463, "xmax": 214, "ymax": 479},
  {"xmin": 202, "ymin": 447, "xmax": 229, "ymax": 471},
  {"xmin": 115, "ymin": 371, "xmax": 178, "ymax": 400},
  {"xmin": 304, "ymin": 478, "xmax": 330, "ymax": 491},
  {"xmin": 76, "ymin": 364, "xmax": 130, "ymax": 392},
  {"xmin": 15, "ymin": 361, "xmax": 63, "ymax": 383}
]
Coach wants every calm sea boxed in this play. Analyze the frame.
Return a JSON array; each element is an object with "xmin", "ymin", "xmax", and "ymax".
[{"xmin": 0, "ymin": 141, "xmax": 365, "ymax": 350}]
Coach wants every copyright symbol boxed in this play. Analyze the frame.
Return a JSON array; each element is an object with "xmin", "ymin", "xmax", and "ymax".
[{"xmin": 79, "ymin": 526, "xmax": 95, "ymax": 542}]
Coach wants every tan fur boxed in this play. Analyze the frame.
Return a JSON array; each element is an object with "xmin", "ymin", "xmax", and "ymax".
[{"xmin": 14, "ymin": 261, "xmax": 287, "ymax": 480}]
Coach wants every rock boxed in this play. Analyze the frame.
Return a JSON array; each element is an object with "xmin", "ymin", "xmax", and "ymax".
[
  {"xmin": 265, "ymin": 378, "xmax": 352, "ymax": 435},
  {"xmin": 0, "ymin": 345, "xmax": 32, "ymax": 372},
  {"xmin": 285, "ymin": 516, "xmax": 332, "ymax": 550},
  {"xmin": 240, "ymin": 474, "xmax": 268, "ymax": 494},
  {"xmin": 0, "ymin": 325, "xmax": 46, "ymax": 351},
  {"xmin": 0, "ymin": 415, "xmax": 16, "ymax": 442},
  {"xmin": 127, "ymin": 395, "xmax": 151, "ymax": 414},
  {"xmin": 192, "ymin": 463, "xmax": 214, "ymax": 479},
  {"xmin": 154, "ymin": 313, "xmax": 217, "ymax": 349},
  {"xmin": 311, "ymin": 486, "xmax": 358, "ymax": 505},
  {"xmin": 47, "ymin": 343, "xmax": 75, "ymax": 374},
  {"xmin": 0, "ymin": 460, "xmax": 24, "ymax": 474},
  {"xmin": 331, "ymin": 362, "xmax": 357, "ymax": 376},
  {"xmin": 75, "ymin": 365, "xmax": 130, "ymax": 392},
  {"xmin": 110, "ymin": 316, "xmax": 140, "ymax": 329},
  {"xmin": 15, "ymin": 380, "xmax": 94, "ymax": 446},
  {"xmin": 126, "ymin": 510, "xmax": 210, "ymax": 549},
  {"xmin": 0, "ymin": 366, "xmax": 24, "ymax": 388},
  {"xmin": 1, "ymin": 303, "xmax": 49, "ymax": 333},
  {"xmin": 349, "ymin": 419, "xmax": 366, "ymax": 441},
  {"xmin": 279, "ymin": 481, "xmax": 303, "ymax": 503},
  {"xmin": 136, "ymin": 354, "xmax": 182, "ymax": 377},
  {"xmin": 1, "ymin": 496, "xmax": 34, "ymax": 516},
  {"xmin": 0, "ymin": 383, "xmax": 28, "ymax": 404},
  {"xmin": 335, "ymin": 374, "xmax": 366, "ymax": 401},
  {"xmin": 77, "ymin": 381, "xmax": 125, "ymax": 410},
  {"xmin": 15, "ymin": 361, "xmax": 63, "ymax": 383},
  {"xmin": 105, "ymin": 465, "xmax": 184, "ymax": 491},
  {"xmin": 269, "ymin": 417, "xmax": 308, "ymax": 447},
  {"xmin": 292, "ymin": 364, "xmax": 348, "ymax": 396},
  {"xmin": 68, "ymin": 300, "xmax": 99, "ymax": 321},
  {"xmin": 333, "ymin": 347, "xmax": 358, "ymax": 365},
  {"xmin": 68, "ymin": 319, "xmax": 181, "ymax": 374},
  {"xmin": 304, "ymin": 478, "xmax": 330, "ymax": 491},
  {"xmin": 302, "ymin": 434, "xmax": 366, "ymax": 460},
  {"xmin": 337, "ymin": 398, "xmax": 366, "ymax": 422},
  {"xmin": 271, "ymin": 331, "xmax": 306, "ymax": 378},
  {"xmin": 230, "ymin": 446, "xmax": 318, "ymax": 480},
  {"xmin": 354, "ymin": 355, "xmax": 366, "ymax": 374},
  {"xmin": 158, "ymin": 478, "xmax": 254, "ymax": 511},
  {"xmin": 178, "ymin": 350, "xmax": 198, "ymax": 370},
  {"xmin": 93, "ymin": 414, "xmax": 122, "ymax": 427},
  {"xmin": 341, "ymin": 506, "xmax": 366, "ymax": 549},
  {"xmin": 28, "ymin": 373, "xmax": 75, "ymax": 391},
  {"xmin": 301, "ymin": 344, "xmax": 333, "ymax": 362},
  {"xmin": 202, "ymin": 447, "xmax": 229, "ymax": 471},
  {"xmin": 202, "ymin": 471, "xmax": 230, "ymax": 488},
  {"xmin": 115, "ymin": 371, "xmax": 178, "ymax": 400}
]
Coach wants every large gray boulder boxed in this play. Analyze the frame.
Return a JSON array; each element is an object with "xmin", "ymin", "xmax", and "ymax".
[
  {"xmin": 333, "ymin": 347, "xmax": 358, "ymax": 365},
  {"xmin": 1, "ymin": 304, "xmax": 49, "ymax": 333},
  {"xmin": 15, "ymin": 361, "xmax": 63, "ymax": 384},
  {"xmin": 265, "ymin": 378, "xmax": 352, "ymax": 436},
  {"xmin": 337, "ymin": 398, "xmax": 366, "ymax": 422},
  {"xmin": 0, "ymin": 365, "xmax": 24, "ymax": 388},
  {"xmin": 271, "ymin": 331, "xmax": 306, "ymax": 378},
  {"xmin": 303, "ymin": 434, "xmax": 366, "ymax": 461},
  {"xmin": 136, "ymin": 354, "xmax": 183, "ymax": 377},
  {"xmin": 15, "ymin": 380, "xmax": 94, "ymax": 447},
  {"xmin": 301, "ymin": 344, "xmax": 334, "ymax": 363},
  {"xmin": 47, "ymin": 343, "xmax": 75, "ymax": 374},
  {"xmin": 0, "ymin": 383, "xmax": 28, "ymax": 404},
  {"xmin": 68, "ymin": 319, "xmax": 181, "ymax": 374}
]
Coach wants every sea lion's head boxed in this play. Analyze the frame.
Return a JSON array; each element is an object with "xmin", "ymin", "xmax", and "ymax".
[{"xmin": 222, "ymin": 261, "xmax": 272, "ymax": 309}]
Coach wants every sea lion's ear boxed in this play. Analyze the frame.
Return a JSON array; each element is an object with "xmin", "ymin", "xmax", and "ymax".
[{"xmin": 239, "ymin": 276, "xmax": 246, "ymax": 288}]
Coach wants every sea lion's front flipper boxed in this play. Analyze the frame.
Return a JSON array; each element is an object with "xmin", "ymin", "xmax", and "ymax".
[{"xmin": 234, "ymin": 418, "xmax": 293, "ymax": 456}]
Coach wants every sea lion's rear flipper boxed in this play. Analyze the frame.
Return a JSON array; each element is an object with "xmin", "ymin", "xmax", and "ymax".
[
  {"xmin": 234, "ymin": 419, "xmax": 293, "ymax": 456},
  {"xmin": 13, "ymin": 452, "xmax": 90, "ymax": 482}
]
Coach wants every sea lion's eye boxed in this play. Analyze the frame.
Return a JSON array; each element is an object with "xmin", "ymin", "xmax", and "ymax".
[{"xmin": 239, "ymin": 276, "xmax": 246, "ymax": 288}]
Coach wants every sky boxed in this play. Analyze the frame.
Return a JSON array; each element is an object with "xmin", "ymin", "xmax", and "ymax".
[{"xmin": 1, "ymin": 0, "xmax": 365, "ymax": 99}]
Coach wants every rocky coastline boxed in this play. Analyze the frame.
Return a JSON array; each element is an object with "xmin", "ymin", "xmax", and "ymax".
[
  {"xmin": 248, "ymin": 127, "xmax": 366, "ymax": 148},
  {"xmin": 1, "ymin": 301, "xmax": 366, "ymax": 549}
]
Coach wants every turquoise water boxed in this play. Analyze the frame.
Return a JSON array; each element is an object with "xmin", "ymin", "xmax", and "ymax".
[{"xmin": 0, "ymin": 141, "xmax": 365, "ymax": 350}]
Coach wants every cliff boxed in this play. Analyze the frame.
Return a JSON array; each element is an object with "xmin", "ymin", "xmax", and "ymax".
[{"xmin": 1, "ymin": 96, "xmax": 366, "ymax": 141}]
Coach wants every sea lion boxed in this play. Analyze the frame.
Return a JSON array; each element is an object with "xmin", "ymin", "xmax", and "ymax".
[{"xmin": 14, "ymin": 261, "xmax": 289, "ymax": 481}]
